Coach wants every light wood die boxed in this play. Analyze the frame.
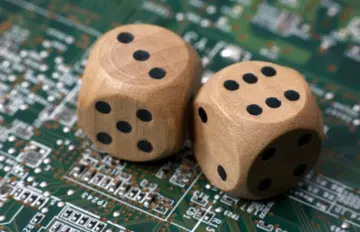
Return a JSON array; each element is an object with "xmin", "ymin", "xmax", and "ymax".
[
  {"xmin": 192, "ymin": 61, "xmax": 324, "ymax": 200},
  {"xmin": 78, "ymin": 24, "xmax": 203, "ymax": 162}
]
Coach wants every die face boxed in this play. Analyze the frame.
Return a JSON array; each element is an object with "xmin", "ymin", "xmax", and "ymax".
[
  {"xmin": 246, "ymin": 129, "xmax": 322, "ymax": 199},
  {"xmin": 213, "ymin": 61, "xmax": 310, "ymax": 123},
  {"xmin": 78, "ymin": 24, "xmax": 203, "ymax": 162},
  {"xmin": 95, "ymin": 24, "xmax": 192, "ymax": 87},
  {"xmin": 78, "ymin": 95, "xmax": 178, "ymax": 162},
  {"xmin": 192, "ymin": 101, "xmax": 241, "ymax": 191}
]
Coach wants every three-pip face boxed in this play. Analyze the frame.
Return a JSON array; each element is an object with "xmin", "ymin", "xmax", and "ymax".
[
  {"xmin": 192, "ymin": 61, "xmax": 324, "ymax": 200},
  {"xmin": 78, "ymin": 24, "xmax": 203, "ymax": 161}
]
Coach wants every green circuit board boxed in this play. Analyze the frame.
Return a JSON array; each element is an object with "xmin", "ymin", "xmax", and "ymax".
[{"xmin": 0, "ymin": 0, "xmax": 360, "ymax": 231}]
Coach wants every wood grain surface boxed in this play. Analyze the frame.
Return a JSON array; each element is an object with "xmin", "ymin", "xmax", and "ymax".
[
  {"xmin": 78, "ymin": 24, "xmax": 203, "ymax": 161},
  {"xmin": 192, "ymin": 61, "xmax": 324, "ymax": 199}
]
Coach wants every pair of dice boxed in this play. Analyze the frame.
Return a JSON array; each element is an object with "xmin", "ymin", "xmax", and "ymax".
[{"xmin": 78, "ymin": 24, "xmax": 324, "ymax": 200}]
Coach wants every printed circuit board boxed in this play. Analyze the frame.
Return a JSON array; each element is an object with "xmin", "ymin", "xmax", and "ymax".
[{"xmin": 0, "ymin": 0, "xmax": 360, "ymax": 231}]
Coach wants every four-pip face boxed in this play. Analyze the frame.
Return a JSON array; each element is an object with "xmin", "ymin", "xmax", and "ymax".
[
  {"xmin": 192, "ymin": 61, "xmax": 324, "ymax": 199},
  {"xmin": 77, "ymin": 24, "xmax": 203, "ymax": 162}
]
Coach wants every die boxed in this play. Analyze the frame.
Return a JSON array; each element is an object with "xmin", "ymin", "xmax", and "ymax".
[
  {"xmin": 77, "ymin": 24, "xmax": 203, "ymax": 162},
  {"xmin": 192, "ymin": 61, "xmax": 324, "ymax": 199}
]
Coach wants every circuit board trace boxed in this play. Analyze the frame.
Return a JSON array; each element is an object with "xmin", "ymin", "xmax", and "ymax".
[{"xmin": 0, "ymin": 0, "xmax": 360, "ymax": 232}]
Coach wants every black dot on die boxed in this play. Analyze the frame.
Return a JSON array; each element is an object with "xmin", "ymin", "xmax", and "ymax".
[
  {"xmin": 223, "ymin": 80, "xmax": 239, "ymax": 91},
  {"xmin": 266, "ymin": 97, "xmax": 282, "ymax": 108},
  {"xmin": 137, "ymin": 140, "xmax": 153, "ymax": 153},
  {"xmin": 217, "ymin": 165, "xmax": 227, "ymax": 181},
  {"xmin": 243, "ymin": 73, "xmax": 258, "ymax": 84},
  {"xmin": 133, "ymin": 50, "xmax": 150, "ymax": 61},
  {"xmin": 298, "ymin": 133, "xmax": 312, "ymax": 146},
  {"xmin": 97, "ymin": 132, "xmax": 112, "ymax": 145},
  {"xmin": 198, "ymin": 107, "xmax": 208, "ymax": 123},
  {"xmin": 95, "ymin": 101, "xmax": 111, "ymax": 114},
  {"xmin": 258, "ymin": 178, "xmax": 272, "ymax": 191},
  {"xmin": 247, "ymin": 104, "xmax": 263, "ymax": 116},
  {"xmin": 149, "ymin": 67, "xmax": 166, "ymax": 79},
  {"xmin": 284, "ymin": 90, "xmax": 300, "ymax": 101},
  {"xmin": 116, "ymin": 121, "xmax": 132, "ymax": 133},
  {"xmin": 137, "ymin": 109, "xmax": 152, "ymax": 122},
  {"xmin": 261, "ymin": 66, "xmax": 277, "ymax": 77},
  {"xmin": 261, "ymin": 148, "xmax": 276, "ymax": 161},
  {"xmin": 293, "ymin": 164, "xmax": 307, "ymax": 177},
  {"xmin": 117, "ymin": 32, "xmax": 134, "ymax": 43}
]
